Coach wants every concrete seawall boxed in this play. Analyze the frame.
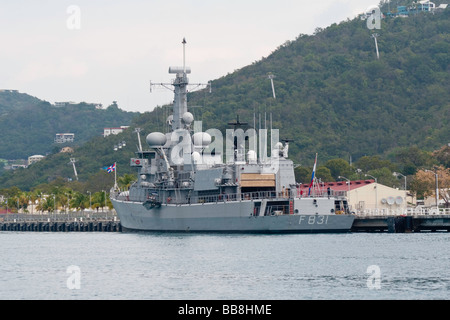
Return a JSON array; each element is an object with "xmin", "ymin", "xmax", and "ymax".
[
  {"xmin": 352, "ymin": 215, "xmax": 450, "ymax": 233},
  {"xmin": 0, "ymin": 212, "xmax": 121, "ymax": 232}
]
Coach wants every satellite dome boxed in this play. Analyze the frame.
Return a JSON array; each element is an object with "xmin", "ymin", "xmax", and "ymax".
[
  {"xmin": 192, "ymin": 132, "xmax": 211, "ymax": 147},
  {"xmin": 387, "ymin": 196, "xmax": 395, "ymax": 206},
  {"xmin": 192, "ymin": 151, "xmax": 201, "ymax": 164},
  {"xmin": 146, "ymin": 132, "xmax": 167, "ymax": 148},
  {"xmin": 247, "ymin": 150, "xmax": 257, "ymax": 163},
  {"xmin": 182, "ymin": 112, "xmax": 194, "ymax": 124}
]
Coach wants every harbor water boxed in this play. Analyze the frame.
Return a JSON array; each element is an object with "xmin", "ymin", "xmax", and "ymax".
[{"xmin": 0, "ymin": 231, "xmax": 449, "ymax": 300}]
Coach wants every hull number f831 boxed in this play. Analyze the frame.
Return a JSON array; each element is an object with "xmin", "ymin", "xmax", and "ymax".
[{"xmin": 299, "ymin": 215, "xmax": 329, "ymax": 225}]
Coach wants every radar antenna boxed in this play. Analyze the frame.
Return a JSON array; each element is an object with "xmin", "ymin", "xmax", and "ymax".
[
  {"xmin": 371, "ymin": 33, "xmax": 380, "ymax": 60},
  {"xmin": 149, "ymin": 38, "xmax": 211, "ymax": 94},
  {"xmin": 69, "ymin": 158, "xmax": 78, "ymax": 181},
  {"xmin": 267, "ymin": 73, "xmax": 276, "ymax": 99},
  {"xmin": 365, "ymin": 5, "xmax": 381, "ymax": 60},
  {"xmin": 227, "ymin": 115, "xmax": 248, "ymax": 129},
  {"xmin": 134, "ymin": 128, "xmax": 143, "ymax": 152}
]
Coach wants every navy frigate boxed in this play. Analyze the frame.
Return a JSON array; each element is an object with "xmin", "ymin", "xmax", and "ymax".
[{"xmin": 110, "ymin": 39, "xmax": 355, "ymax": 233}]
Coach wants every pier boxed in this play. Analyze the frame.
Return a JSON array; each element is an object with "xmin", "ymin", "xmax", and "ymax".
[
  {"xmin": 1, "ymin": 211, "xmax": 450, "ymax": 234},
  {"xmin": 0, "ymin": 212, "xmax": 121, "ymax": 232},
  {"xmin": 352, "ymin": 212, "xmax": 450, "ymax": 233}
]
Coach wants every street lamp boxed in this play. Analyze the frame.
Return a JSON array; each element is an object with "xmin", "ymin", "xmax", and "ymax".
[
  {"xmin": 65, "ymin": 193, "xmax": 70, "ymax": 215},
  {"xmin": 393, "ymin": 172, "xmax": 407, "ymax": 212},
  {"xmin": 425, "ymin": 169, "xmax": 439, "ymax": 212},
  {"xmin": 53, "ymin": 194, "xmax": 56, "ymax": 218},
  {"xmin": 102, "ymin": 190, "xmax": 107, "ymax": 219},
  {"xmin": 87, "ymin": 191, "xmax": 91, "ymax": 212},
  {"xmin": 393, "ymin": 172, "xmax": 407, "ymax": 191},
  {"xmin": 338, "ymin": 176, "xmax": 351, "ymax": 212},
  {"xmin": 365, "ymin": 174, "xmax": 378, "ymax": 214}
]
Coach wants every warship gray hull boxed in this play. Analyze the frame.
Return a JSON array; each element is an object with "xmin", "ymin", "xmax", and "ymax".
[{"xmin": 112, "ymin": 198, "xmax": 355, "ymax": 233}]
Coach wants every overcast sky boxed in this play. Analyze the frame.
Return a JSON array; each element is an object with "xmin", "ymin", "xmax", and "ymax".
[{"xmin": 0, "ymin": 0, "xmax": 380, "ymax": 113}]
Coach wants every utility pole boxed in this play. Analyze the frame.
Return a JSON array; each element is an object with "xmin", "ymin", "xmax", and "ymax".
[
  {"xmin": 69, "ymin": 158, "xmax": 78, "ymax": 181},
  {"xmin": 267, "ymin": 73, "xmax": 276, "ymax": 99}
]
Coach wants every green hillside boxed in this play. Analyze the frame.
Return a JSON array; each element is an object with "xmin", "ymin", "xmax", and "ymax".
[
  {"xmin": 186, "ymin": 5, "xmax": 449, "ymax": 165},
  {"xmin": 0, "ymin": 91, "xmax": 139, "ymax": 159},
  {"xmin": 0, "ymin": 3, "xmax": 448, "ymax": 191},
  {"xmin": 0, "ymin": 90, "xmax": 43, "ymax": 114}
]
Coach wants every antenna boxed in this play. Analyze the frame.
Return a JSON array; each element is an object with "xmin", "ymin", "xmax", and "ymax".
[
  {"xmin": 149, "ymin": 39, "xmax": 210, "ymax": 96},
  {"xmin": 182, "ymin": 37, "xmax": 187, "ymax": 74},
  {"xmin": 69, "ymin": 158, "xmax": 78, "ymax": 181},
  {"xmin": 366, "ymin": 5, "xmax": 381, "ymax": 60},
  {"xmin": 371, "ymin": 33, "xmax": 380, "ymax": 60},
  {"xmin": 267, "ymin": 73, "xmax": 276, "ymax": 99},
  {"xmin": 227, "ymin": 115, "xmax": 248, "ymax": 129},
  {"xmin": 270, "ymin": 112, "xmax": 272, "ymax": 131},
  {"xmin": 134, "ymin": 128, "xmax": 143, "ymax": 152}
]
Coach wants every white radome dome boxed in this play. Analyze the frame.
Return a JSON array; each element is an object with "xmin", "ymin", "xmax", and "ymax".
[
  {"xmin": 192, "ymin": 151, "xmax": 202, "ymax": 163},
  {"xmin": 192, "ymin": 132, "xmax": 212, "ymax": 147},
  {"xmin": 182, "ymin": 112, "xmax": 194, "ymax": 124},
  {"xmin": 247, "ymin": 150, "xmax": 257, "ymax": 162},
  {"xmin": 146, "ymin": 132, "xmax": 167, "ymax": 148}
]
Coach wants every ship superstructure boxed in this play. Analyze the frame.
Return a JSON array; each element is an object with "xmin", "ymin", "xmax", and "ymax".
[{"xmin": 110, "ymin": 39, "xmax": 354, "ymax": 232}]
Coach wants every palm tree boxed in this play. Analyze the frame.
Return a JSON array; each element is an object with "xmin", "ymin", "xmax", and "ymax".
[
  {"xmin": 118, "ymin": 173, "xmax": 136, "ymax": 190},
  {"xmin": 70, "ymin": 192, "xmax": 88, "ymax": 211},
  {"xmin": 37, "ymin": 196, "xmax": 55, "ymax": 213}
]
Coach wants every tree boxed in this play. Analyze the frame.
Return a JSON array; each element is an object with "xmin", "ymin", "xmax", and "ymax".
[
  {"xmin": 355, "ymin": 155, "xmax": 397, "ymax": 173},
  {"xmin": 392, "ymin": 146, "xmax": 436, "ymax": 175},
  {"xmin": 316, "ymin": 166, "xmax": 333, "ymax": 182},
  {"xmin": 70, "ymin": 192, "xmax": 88, "ymax": 210},
  {"xmin": 92, "ymin": 191, "xmax": 108, "ymax": 212},
  {"xmin": 37, "ymin": 195, "xmax": 56, "ymax": 213},
  {"xmin": 324, "ymin": 158, "xmax": 353, "ymax": 180},
  {"xmin": 410, "ymin": 166, "xmax": 450, "ymax": 207},
  {"xmin": 432, "ymin": 145, "xmax": 450, "ymax": 168},
  {"xmin": 118, "ymin": 173, "xmax": 136, "ymax": 190},
  {"xmin": 366, "ymin": 167, "xmax": 398, "ymax": 188},
  {"xmin": 294, "ymin": 166, "xmax": 311, "ymax": 184}
]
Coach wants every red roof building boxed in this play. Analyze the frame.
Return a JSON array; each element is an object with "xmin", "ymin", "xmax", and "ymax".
[
  {"xmin": 297, "ymin": 179, "xmax": 409, "ymax": 214},
  {"xmin": 298, "ymin": 179, "xmax": 375, "ymax": 197}
]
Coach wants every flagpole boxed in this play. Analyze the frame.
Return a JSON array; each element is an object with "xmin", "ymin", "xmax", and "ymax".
[
  {"xmin": 308, "ymin": 153, "xmax": 318, "ymax": 197},
  {"xmin": 114, "ymin": 162, "xmax": 117, "ymax": 190}
]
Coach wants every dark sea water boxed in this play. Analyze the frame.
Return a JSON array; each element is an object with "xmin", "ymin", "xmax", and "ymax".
[{"xmin": 0, "ymin": 231, "xmax": 449, "ymax": 300}]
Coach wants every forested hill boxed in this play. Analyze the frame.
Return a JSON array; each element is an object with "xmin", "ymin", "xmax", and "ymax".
[
  {"xmin": 184, "ymin": 5, "xmax": 449, "ymax": 165},
  {"xmin": 0, "ymin": 4, "xmax": 448, "ymax": 191},
  {"xmin": 0, "ymin": 91, "xmax": 139, "ymax": 159}
]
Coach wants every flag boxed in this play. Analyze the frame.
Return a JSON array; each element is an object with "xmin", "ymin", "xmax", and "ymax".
[
  {"xmin": 107, "ymin": 163, "xmax": 116, "ymax": 173},
  {"xmin": 308, "ymin": 153, "xmax": 318, "ymax": 196}
]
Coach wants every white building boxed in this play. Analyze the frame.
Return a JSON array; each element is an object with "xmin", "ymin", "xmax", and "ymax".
[
  {"xmin": 103, "ymin": 126, "xmax": 129, "ymax": 137},
  {"xmin": 55, "ymin": 133, "xmax": 75, "ymax": 143},
  {"xmin": 299, "ymin": 180, "xmax": 411, "ymax": 215},
  {"xmin": 28, "ymin": 155, "xmax": 45, "ymax": 165}
]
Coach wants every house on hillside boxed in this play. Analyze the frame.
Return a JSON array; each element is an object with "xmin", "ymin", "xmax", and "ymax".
[
  {"xmin": 298, "ymin": 179, "xmax": 412, "ymax": 215},
  {"xmin": 28, "ymin": 154, "xmax": 45, "ymax": 165},
  {"xmin": 103, "ymin": 126, "xmax": 129, "ymax": 137},
  {"xmin": 60, "ymin": 146, "xmax": 74, "ymax": 153},
  {"xmin": 55, "ymin": 133, "xmax": 75, "ymax": 143}
]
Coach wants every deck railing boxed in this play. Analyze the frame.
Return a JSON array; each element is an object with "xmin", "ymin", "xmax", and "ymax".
[
  {"xmin": 356, "ymin": 207, "xmax": 450, "ymax": 216},
  {"xmin": 0, "ymin": 211, "xmax": 117, "ymax": 222}
]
